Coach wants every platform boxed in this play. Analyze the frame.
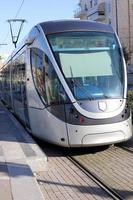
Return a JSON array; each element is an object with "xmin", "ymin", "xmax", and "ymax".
[{"xmin": 0, "ymin": 102, "xmax": 47, "ymax": 200}]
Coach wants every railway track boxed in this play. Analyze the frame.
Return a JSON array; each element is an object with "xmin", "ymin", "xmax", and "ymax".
[
  {"xmin": 116, "ymin": 138, "xmax": 133, "ymax": 154},
  {"xmin": 67, "ymin": 155, "xmax": 124, "ymax": 200},
  {"xmin": 119, "ymin": 146, "xmax": 133, "ymax": 154},
  {"xmin": 37, "ymin": 138, "xmax": 133, "ymax": 200},
  {"xmin": 63, "ymin": 143, "xmax": 133, "ymax": 200},
  {"xmin": 36, "ymin": 141, "xmax": 118, "ymax": 200}
]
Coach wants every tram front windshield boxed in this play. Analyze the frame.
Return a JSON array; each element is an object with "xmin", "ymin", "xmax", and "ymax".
[{"xmin": 48, "ymin": 31, "xmax": 124, "ymax": 100}]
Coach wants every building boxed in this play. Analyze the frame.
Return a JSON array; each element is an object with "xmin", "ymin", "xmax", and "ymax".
[
  {"xmin": 0, "ymin": 59, "xmax": 3, "ymax": 69},
  {"xmin": 74, "ymin": 0, "xmax": 133, "ymax": 65}
]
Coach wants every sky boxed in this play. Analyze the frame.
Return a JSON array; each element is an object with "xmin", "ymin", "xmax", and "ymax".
[{"xmin": 0, "ymin": 0, "xmax": 78, "ymax": 60}]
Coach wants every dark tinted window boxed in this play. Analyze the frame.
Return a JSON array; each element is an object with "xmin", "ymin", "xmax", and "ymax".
[
  {"xmin": 31, "ymin": 48, "xmax": 69, "ymax": 105},
  {"xmin": 12, "ymin": 53, "xmax": 26, "ymax": 102}
]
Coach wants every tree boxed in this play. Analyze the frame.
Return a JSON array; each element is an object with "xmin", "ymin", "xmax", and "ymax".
[
  {"xmin": 122, "ymin": 46, "xmax": 133, "ymax": 65},
  {"xmin": 122, "ymin": 46, "xmax": 130, "ymax": 64}
]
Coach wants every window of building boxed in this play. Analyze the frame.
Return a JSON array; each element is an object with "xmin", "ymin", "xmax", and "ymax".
[
  {"xmin": 109, "ymin": 19, "xmax": 112, "ymax": 24},
  {"xmin": 108, "ymin": 3, "xmax": 111, "ymax": 12},
  {"xmin": 90, "ymin": 0, "xmax": 93, "ymax": 8},
  {"xmin": 94, "ymin": 0, "xmax": 97, "ymax": 6},
  {"xmin": 84, "ymin": 3, "xmax": 88, "ymax": 11}
]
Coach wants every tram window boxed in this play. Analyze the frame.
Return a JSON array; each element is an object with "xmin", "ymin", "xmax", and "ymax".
[
  {"xmin": 31, "ymin": 48, "xmax": 69, "ymax": 105},
  {"xmin": 45, "ymin": 60, "xmax": 68, "ymax": 105},
  {"xmin": 59, "ymin": 51, "xmax": 112, "ymax": 78},
  {"xmin": 12, "ymin": 53, "xmax": 26, "ymax": 101},
  {"xmin": 31, "ymin": 48, "xmax": 47, "ymax": 102},
  {"xmin": 48, "ymin": 31, "xmax": 124, "ymax": 100}
]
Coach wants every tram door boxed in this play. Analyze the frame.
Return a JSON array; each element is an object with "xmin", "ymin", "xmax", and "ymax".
[
  {"xmin": 20, "ymin": 63, "xmax": 30, "ymax": 128},
  {"xmin": 12, "ymin": 52, "xmax": 30, "ymax": 128}
]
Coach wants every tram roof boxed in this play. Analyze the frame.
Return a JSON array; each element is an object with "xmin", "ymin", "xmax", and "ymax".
[{"xmin": 39, "ymin": 20, "xmax": 114, "ymax": 35}]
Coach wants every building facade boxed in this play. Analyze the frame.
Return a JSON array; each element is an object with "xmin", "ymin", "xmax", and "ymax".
[
  {"xmin": 74, "ymin": 0, "xmax": 133, "ymax": 65},
  {"xmin": 0, "ymin": 59, "xmax": 3, "ymax": 69}
]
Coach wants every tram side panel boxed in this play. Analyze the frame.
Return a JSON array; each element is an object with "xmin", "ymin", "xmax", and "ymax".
[{"xmin": 26, "ymin": 46, "xmax": 70, "ymax": 146}]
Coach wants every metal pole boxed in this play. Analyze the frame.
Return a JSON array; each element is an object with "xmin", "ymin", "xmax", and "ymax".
[
  {"xmin": 115, "ymin": 0, "xmax": 118, "ymax": 35},
  {"xmin": 128, "ymin": 0, "xmax": 131, "ymax": 64}
]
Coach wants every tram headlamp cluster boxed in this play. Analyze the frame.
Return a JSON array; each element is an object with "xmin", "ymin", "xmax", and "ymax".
[{"xmin": 69, "ymin": 106, "xmax": 85, "ymax": 124}]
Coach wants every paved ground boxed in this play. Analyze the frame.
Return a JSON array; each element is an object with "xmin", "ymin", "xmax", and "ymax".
[
  {"xmin": 36, "ymin": 160, "xmax": 113, "ymax": 200},
  {"xmin": 72, "ymin": 145, "xmax": 133, "ymax": 200},
  {"xmin": 0, "ymin": 102, "xmax": 47, "ymax": 200},
  {"xmin": 36, "ymin": 146, "xmax": 113, "ymax": 200}
]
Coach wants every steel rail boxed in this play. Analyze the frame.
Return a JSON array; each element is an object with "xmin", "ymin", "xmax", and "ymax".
[
  {"xmin": 67, "ymin": 155, "xmax": 124, "ymax": 200},
  {"xmin": 118, "ymin": 146, "xmax": 133, "ymax": 154}
]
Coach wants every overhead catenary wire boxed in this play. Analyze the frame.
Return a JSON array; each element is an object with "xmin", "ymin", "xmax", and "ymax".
[{"xmin": 14, "ymin": 0, "xmax": 25, "ymax": 19}]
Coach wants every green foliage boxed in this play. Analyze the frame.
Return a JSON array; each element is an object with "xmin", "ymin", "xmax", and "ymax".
[
  {"xmin": 122, "ymin": 46, "xmax": 130, "ymax": 64},
  {"xmin": 128, "ymin": 90, "xmax": 133, "ymax": 113}
]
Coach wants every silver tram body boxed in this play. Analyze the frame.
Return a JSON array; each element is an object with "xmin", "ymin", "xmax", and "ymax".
[{"xmin": 0, "ymin": 20, "xmax": 132, "ymax": 147}]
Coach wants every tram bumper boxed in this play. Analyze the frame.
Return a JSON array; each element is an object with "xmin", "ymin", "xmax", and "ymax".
[
  {"xmin": 67, "ymin": 118, "xmax": 132, "ymax": 147},
  {"xmin": 81, "ymin": 131, "xmax": 125, "ymax": 147}
]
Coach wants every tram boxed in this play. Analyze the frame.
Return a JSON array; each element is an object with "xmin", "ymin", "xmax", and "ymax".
[{"xmin": 0, "ymin": 20, "xmax": 132, "ymax": 147}]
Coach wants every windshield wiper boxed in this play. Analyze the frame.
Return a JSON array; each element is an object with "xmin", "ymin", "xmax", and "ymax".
[
  {"xmin": 102, "ymin": 95, "xmax": 111, "ymax": 99},
  {"xmin": 69, "ymin": 66, "xmax": 94, "ymax": 101}
]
